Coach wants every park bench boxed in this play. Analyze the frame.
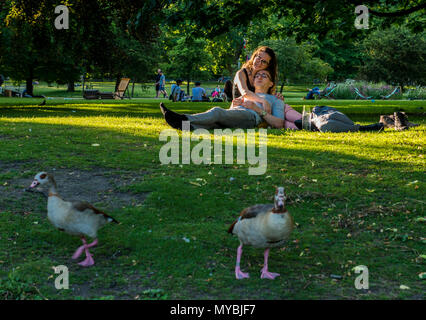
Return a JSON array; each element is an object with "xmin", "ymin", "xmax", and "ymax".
[{"xmin": 2, "ymin": 85, "xmax": 26, "ymax": 97}]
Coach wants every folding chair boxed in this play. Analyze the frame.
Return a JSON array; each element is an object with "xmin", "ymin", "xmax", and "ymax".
[
  {"xmin": 99, "ymin": 78, "xmax": 131, "ymax": 100},
  {"xmin": 353, "ymin": 87, "xmax": 373, "ymax": 100},
  {"xmin": 381, "ymin": 86, "xmax": 401, "ymax": 99},
  {"xmin": 316, "ymin": 84, "xmax": 337, "ymax": 100},
  {"xmin": 114, "ymin": 78, "xmax": 131, "ymax": 99}
]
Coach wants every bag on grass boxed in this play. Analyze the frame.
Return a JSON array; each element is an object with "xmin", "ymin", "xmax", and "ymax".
[{"xmin": 310, "ymin": 106, "xmax": 360, "ymax": 133}]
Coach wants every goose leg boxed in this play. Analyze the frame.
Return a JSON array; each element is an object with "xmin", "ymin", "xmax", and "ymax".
[
  {"xmin": 72, "ymin": 237, "xmax": 88, "ymax": 260},
  {"xmin": 260, "ymin": 248, "xmax": 280, "ymax": 279},
  {"xmin": 78, "ymin": 239, "xmax": 98, "ymax": 267},
  {"xmin": 235, "ymin": 244, "xmax": 250, "ymax": 279},
  {"xmin": 72, "ymin": 237, "xmax": 98, "ymax": 267}
]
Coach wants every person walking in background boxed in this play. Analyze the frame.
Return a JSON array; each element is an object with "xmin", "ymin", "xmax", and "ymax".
[
  {"xmin": 158, "ymin": 70, "xmax": 167, "ymax": 98},
  {"xmin": 155, "ymin": 69, "xmax": 162, "ymax": 98}
]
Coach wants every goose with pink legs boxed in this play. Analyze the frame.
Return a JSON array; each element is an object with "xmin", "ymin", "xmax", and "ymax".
[
  {"xmin": 28, "ymin": 172, "xmax": 119, "ymax": 267},
  {"xmin": 228, "ymin": 187, "xmax": 294, "ymax": 279}
]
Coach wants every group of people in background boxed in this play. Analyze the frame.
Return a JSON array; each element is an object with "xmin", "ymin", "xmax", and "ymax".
[{"xmin": 154, "ymin": 69, "xmax": 233, "ymax": 103}]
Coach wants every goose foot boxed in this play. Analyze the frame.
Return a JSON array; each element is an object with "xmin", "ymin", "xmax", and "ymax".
[
  {"xmin": 260, "ymin": 268, "xmax": 280, "ymax": 280},
  {"xmin": 260, "ymin": 248, "xmax": 280, "ymax": 279},
  {"xmin": 78, "ymin": 252, "xmax": 95, "ymax": 267},
  {"xmin": 72, "ymin": 238, "xmax": 98, "ymax": 266},
  {"xmin": 235, "ymin": 267, "xmax": 250, "ymax": 279}
]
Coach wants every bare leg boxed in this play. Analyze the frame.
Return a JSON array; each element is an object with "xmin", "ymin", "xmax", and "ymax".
[
  {"xmin": 284, "ymin": 104, "xmax": 302, "ymax": 130},
  {"xmin": 235, "ymin": 244, "xmax": 250, "ymax": 279},
  {"xmin": 260, "ymin": 248, "xmax": 280, "ymax": 279}
]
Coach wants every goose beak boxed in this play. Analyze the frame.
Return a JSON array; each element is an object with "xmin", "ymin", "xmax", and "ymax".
[
  {"xmin": 29, "ymin": 180, "xmax": 39, "ymax": 188},
  {"xmin": 275, "ymin": 198, "xmax": 285, "ymax": 211}
]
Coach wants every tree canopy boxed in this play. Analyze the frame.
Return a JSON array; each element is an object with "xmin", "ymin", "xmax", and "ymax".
[{"xmin": 0, "ymin": 0, "xmax": 425, "ymax": 93}]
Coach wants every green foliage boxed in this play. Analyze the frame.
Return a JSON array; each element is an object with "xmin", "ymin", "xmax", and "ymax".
[
  {"xmin": 0, "ymin": 270, "xmax": 41, "ymax": 300},
  {"xmin": 260, "ymin": 39, "xmax": 333, "ymax": 86},
  {"xmin": 359, "ymin": 26, "xmax": 426, "ymax": 87},
  {"xmin": 163, "ymin": 35, "xmax": 213, "ymax": 91},
  {"xmin": 205, "ymin": 26, "xmax": 247, "ymax": 77},
  {"xmin": 0, "ymin": 0, "xmax": 164, "ymax": 91},
  {"xmin": 331, "ymin": 81, "xmax": 403, "ymax": 99},
  {"xmin": 406, "ymin": 87, "xmax": 426, "ymax": 100}
]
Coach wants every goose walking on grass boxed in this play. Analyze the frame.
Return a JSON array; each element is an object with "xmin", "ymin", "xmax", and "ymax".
[
  {"xmin": 28, "ymin": 172, "xmax": 119, "ymax": 267},
  {"xmin": 228, "ymin": 187, "xmax": 294, "ymax": 279}
]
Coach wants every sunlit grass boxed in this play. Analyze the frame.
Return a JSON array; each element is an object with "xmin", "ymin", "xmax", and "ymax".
[{"xmin": 0, "ymin": 99, "xmax": 424, "ymax": 300}]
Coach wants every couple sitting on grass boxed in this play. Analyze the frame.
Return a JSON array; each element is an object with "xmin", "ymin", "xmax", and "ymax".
[{"xmin": 160, "ymin": 46, "xmax": 384, "ymax": 132}]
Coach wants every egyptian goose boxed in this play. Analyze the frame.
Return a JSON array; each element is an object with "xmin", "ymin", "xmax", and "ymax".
[
  {"xmin": 28, "ymin": 172, "xmax": 118, "ymax": 267},
  {"xmin": 228, "ymin": 187, "xmax": 294, "ymax": 279}
]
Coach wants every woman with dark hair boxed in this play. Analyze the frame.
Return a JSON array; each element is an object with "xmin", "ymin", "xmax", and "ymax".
[
  {"xmin": 233, "ymin": 46, "xmax": 281, "ymax": 114},
  {"xmin": 223, "ymin": 80, "xmax": 233, "ymax": 102}
]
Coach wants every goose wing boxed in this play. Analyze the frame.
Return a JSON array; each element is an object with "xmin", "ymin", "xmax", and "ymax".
[
  {"xmin": 72, "ymin": 201, "xmax": 119, "ymax": 224},
  {"xmin": 227, "ymin": 204, "xmax": 273, "ymax": 234}
]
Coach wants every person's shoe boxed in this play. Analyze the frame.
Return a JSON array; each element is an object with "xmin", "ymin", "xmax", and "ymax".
[
  {"xmin": 394, "ymin": 112, "xmax": 409, "ymax": 131},
  {"xmin": 358, "ymin": 123, "xmax": 384, "ymax": 132},
  {"xmin": 160, "ymin": 103, "xmax": 188, "ymax": 121},
  {"xmin": 159, "ymin": 102, "xmax": 170, "ymax": 115},
  {"xmin": 160, "ymin": 103, "xmax": 192, "ymax": 130},
  {"xmin": 379, "ymin": 114, "xmax": 395, "ymax": 128},
  {"xmin": 164, "ymin": 112, "xmax": 183, "ymax": 130}
]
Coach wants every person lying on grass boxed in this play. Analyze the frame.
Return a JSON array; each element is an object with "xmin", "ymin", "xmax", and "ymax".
[
  {"xmin": 160, "ymin": 69, "xmax": 302, "ymax": 130},
  {"xmin": 232, "ymin": 45, "xmax": 284, "ymax": 113}
]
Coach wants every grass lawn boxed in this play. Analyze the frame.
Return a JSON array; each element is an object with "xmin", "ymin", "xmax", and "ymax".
[{"xmin": 0, "ymin": 95, "xmax": 424, "ymax": 300}]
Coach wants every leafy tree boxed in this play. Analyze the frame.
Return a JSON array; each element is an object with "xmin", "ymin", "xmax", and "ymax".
[
  {"xmin": 260, "ymin": 39, "xmax": 333, "ymax": 89},
  {"xmin": 166, "ymin": 0, "xmax": 425, "ymax": 41},
  {"xmin": 162, "ymin": 35, "xmax": 212, "ymax": 94},
  {"xmin": 205, "ymin": 26, "xmax": 247, "ymax": 78},
  {"xmin": 0, "ymin": 0, "xmax": 165, "ymax": 94},
  {"xmin": 359, "ymin": 26, "xmax": 426, "ymax": 88}
]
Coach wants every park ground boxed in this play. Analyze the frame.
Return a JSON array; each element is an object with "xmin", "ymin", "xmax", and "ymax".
[{"xmin": 0, "ymin": 85, "xmax": 424, "ymax": 300}]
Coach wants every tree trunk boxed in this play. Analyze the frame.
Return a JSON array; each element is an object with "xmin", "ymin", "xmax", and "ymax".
[
  {"xmin": 131, "ymin": 80, "xmax": 135, "ymax": 97},
  {"xmin": 26, "ymin": 78, "xmax": 33, "ymax": 96},
  {"xmin": 114, "ymin": 74, "xmax": 122, "ymax": 92},
  {"xmin": 82, "ymin": 74, "xmax": 86, "ymax": 97},
  {"xmin": 67, "ymin": 81, "xmax": 75, "ymax": 92},
  {"xmin": 187, "ymin": 76, "xmax": 190, "ymax": 95},
  {"xmin": 280, "ymin": 82, "xmax": 285, "ymax": 94}
]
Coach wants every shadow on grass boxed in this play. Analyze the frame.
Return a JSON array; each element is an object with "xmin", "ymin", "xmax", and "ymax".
[{"xmin": 0, "ymin": 120, "xmax": 424, "ymax": 299}]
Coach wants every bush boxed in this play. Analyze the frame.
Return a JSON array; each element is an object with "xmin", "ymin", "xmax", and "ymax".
[
  {"xmin": 405, "ymin": 87, "xmax": 426, "ymax": 100},
  {"xmin": 359, "ymin": 27, "xmax": 426, "ymax": 88},
  {"xmin": 331, "ymin": 81, "xmax": 403, "ymax": 100}
]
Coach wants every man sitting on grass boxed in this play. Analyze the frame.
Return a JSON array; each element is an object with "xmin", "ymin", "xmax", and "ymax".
[
  {"xmin": 170, "ymin": 79, "xmax": 187, "ymax": 102},
  {"xmin": 191, "ymin": 82, "xmax": 209, "ymax": 102}
]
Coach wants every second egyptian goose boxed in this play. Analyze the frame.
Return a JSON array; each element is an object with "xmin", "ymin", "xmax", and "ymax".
[
  {"xmin": 228, "ymin": 187, "xmax": 294, "ymax": 279},
  {"xmin": 28, "ymin": 172, "xmax": 119, "ymax": 267}
]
